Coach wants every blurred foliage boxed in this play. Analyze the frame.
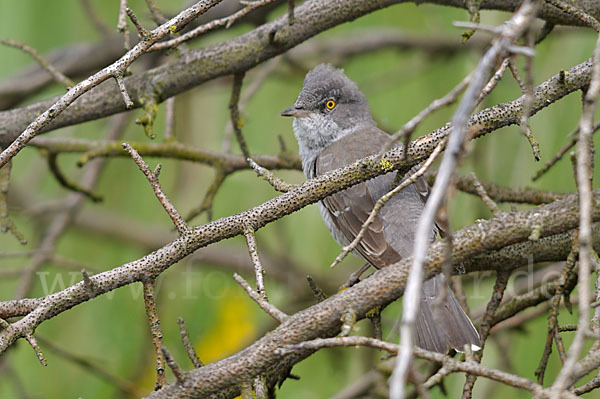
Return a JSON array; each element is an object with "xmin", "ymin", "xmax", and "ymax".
[{"xmin": 0, "ymin": 0, "xmax": 599, "ymax": 398}]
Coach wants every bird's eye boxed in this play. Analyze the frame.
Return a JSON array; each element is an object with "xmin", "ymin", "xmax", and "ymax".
[{"xmin": 325, "ymin": 99, "xmax": 336, "ymax": 110}]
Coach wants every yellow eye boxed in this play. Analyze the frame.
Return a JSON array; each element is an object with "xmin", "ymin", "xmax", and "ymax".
[{"xmin": 325, "ymin": 99, "xmax": 336, "ymax": 110}]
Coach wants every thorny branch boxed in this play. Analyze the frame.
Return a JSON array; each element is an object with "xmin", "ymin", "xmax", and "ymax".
[{"xmin": 2, "ymin": 0, "xmax": 600, "ymax": 398}]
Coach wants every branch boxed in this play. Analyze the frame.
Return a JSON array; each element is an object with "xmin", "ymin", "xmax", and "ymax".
[
  {"xmin": 1, "ymin": 0, "xmax": 597, "ymax": 147},
  {"xmin": 0, "ymin": 0, "xmax": 223, "ymax": 168}
]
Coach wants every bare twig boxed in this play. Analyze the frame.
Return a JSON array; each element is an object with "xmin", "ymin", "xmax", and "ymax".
[
  {"xmin": 46, "ymin": 152, "xmax": 103, "ymax": 202},
  {"xmin": 462, "ymin": 271, "xmax": 510, "ymax": 399},
  {"xmin": 161, "ymin": 346, "xmax": 185, "ymax": 384},
  {"xmin": 546, "ymin": 0, "xmax": 600, "ymax": 32},
  {"xmin": 145, "ymin": 0, "xmax": 169, "ymax": 25},
  {"xmin": 243, "ymin": 227, "xmax": 267, "ymax": 300},
  {"xmin": 233, "ymin": 273, "xmax": 288, "ymax": 323},
  {"xmin": 81, "ymin": 0, "xmax": 112, "ymax": 37},
  {"xmin": 24, "ymin": 332, "xmax": 47, "ymax": 366},
  {"xmin": 229, "ymin": 72, "xmax": 250, "ymax": 159},
  {"xmin": 248, "ymin": 158, "xmax": 293, "ymax": 193},
  {"xmin": 0, "ymin": 39, "xmax": 74, "ymax": 87},
  {"xmin": 117, "ymin": 0, "xmax": 131, "ymax": 50},
  {"xmin": 551, "ymin": 33, "xmax": 600, "ymax": 397},
  {"xmin": 122, "ymin": 143, "xmax": 189, "ymax": 235},
  {"xmin": 391, "ymin": 5, "xmax": 540, "ymax": 397},
  {"xmin": 177, "ymin": 317, "xmax": 203, "ymax": 368},
  {"xmin": 0, "ymin": 160, "xmax": 27, "ymax": 244},
  {"xmin": 143, "ymin": 279, "xmax": 167, "ymax": 390},
  {"xmin": 469, "ymin": 172, "xmax": 503, "ymax": 216},
  {"xmin": 280, "ymin": 336, "xmax": 578, "ymax": 398},
  {"xmin": 387, "ymin": 72, "xmax": 471, "ymax": 155},
  {"xmin": 150, "ymin": 0, "xmax": 280, "ymax": 51},
  {"xmin": 0, "ymin": 0, "xmax": 222, "ymax": 169},
  {"xmin": 532, "ymin": 122, "xmax": 600, "ymax": 181}
]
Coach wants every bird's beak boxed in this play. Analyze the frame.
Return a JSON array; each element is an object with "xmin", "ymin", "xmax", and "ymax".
[{"xmin": 280, "ymin": 106, "xmax": 310, "ymax": 118}]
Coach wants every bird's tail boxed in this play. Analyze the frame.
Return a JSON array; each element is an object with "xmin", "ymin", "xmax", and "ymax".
[{"xmin": 414, "ymin": 274, "xmax": 481, "ymax": 353}]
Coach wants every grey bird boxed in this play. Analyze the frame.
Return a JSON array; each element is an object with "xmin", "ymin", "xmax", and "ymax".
[{"xmin": 281, "ymin": 64, "xmax": 481, "ymax": 353}]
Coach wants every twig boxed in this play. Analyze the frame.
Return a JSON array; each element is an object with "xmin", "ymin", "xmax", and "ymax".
[
  {"xmin": 279, "ymin": 336, "xmax": 577, "ymax": 398},
  {"xmin": 243, "ymin": 227, "xmax": 267, "ymax": 300},
  {"xmin": 143, "ymin": 279, "xmax": 167, "ymax": 390},
  {"xmin": 0, "ymin": 39, "xmax": 74, "ymax": 87},
  {"xmin": 185, "ymin": 169, "xmax": 227, "ymax": 222},
  {"xmin": 391, "ymin": 5, "xmax": 540, "ymax": 398},
  {"xmin": 81, "ymin": 268, "xmax": 98, "ymax": 296},
  {"xmin": 248, "ymin": 158, "xmax": 293, "ymax": 192},
  {"xmin": 46, "ymin": 152, "xmax": 103, "ymax": 202},
  {"xmin": 287, "ymin": 0, "xmax": 295, "ymax": 25},
  {"xmin": 255, "ymin": 375, "xmax": 267, "ymax": 399},
  {"xmin": 475, "ymin": 57, "xmax": 509, "ymax": 106},
  {"xmin": 81, "ymin": 0, "xmax": 112, "ymax": 37},
  {"xmin": 122, "ymin": 143, "xmax": 189, "ymax": 235},
  {"xmin": 229, "ymin": 72, "xmax": 250, "ymax": 159},
  {"xmin": 145, "ymin": 0, "xmax": 169, "ymax": 25},
  {"xmin": 469, "ymin": 172, "xmax": 502, "ymax": 216},
  {"xmin": 117, "ymin": 0, "xmax": 131, "ymax": 50},
  {"xmin": 126, "ymin": 7, "xmax": 149, "ymax": 39},
  {"xmin": 233, "ymin": 273, "xmax": 288, "ymax": 323},
  {"xmin": 161, "ymin": 346, "xmax": 185, "ymax": 384},
  {"xmin": 38, "ymin": 335, "xmax": 138, "ymax": 395},
  {"xmin": 306, "ymin": 275, "xmax": 327, "ymax": 302},
  {"xmin": 552, "ymin": 32, "xmax": 600, "ymax": 397},
  {"xmin": 546, "ymin": 0, "xmax": 600, "ymax": 32},
  {"xmin": 0, "ymin": 0, "xmax": 222, "ymax": 170},
  {"xmin": 0, "ymin": 160, "xmax": 27, "ymax": 244},
  {"xmin": 330, "ymin": 141, "xmax": 444, "ymax": 269},
  {"xmin": 462, "ymin": 271, "xmax": 510, "ymax": 399},
  {"xmin": 177, "ymin": 317, "xmax": 203, "ymax": 368},
  {"xmin": 532, "ymin": 122, "xmax": 600, "ymax": 181},
  {"xmin": 150, "ymin": 0, "xmax": 280, "ymax": 51},
  {"xmin": 24, "ymin": 332, "xmax": 47, "ymax": 366},
  {"xmin": 386, "ymin": 73, "xmax": 471, "ymax": 155},
  {"xmin": 511, "ymin": 40, "xmax": 542, "ymax": 161},
  {"xmin": 535, "ymin": 240, "xmax": 578, "ymax": 384}
]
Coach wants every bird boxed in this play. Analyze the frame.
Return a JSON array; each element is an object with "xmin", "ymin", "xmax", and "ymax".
[{"xmin": 280, "ymin": 64, "xmax": 480, "ymax": 353}]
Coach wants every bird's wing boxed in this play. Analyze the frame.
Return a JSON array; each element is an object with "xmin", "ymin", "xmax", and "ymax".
[{"xmin": 315, "ymin": 127, "xmax": 405, "ymax": 268}]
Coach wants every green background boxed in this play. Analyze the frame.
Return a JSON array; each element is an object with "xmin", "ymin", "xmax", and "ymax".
[{"xmin": 0, "ymin": 1, "xmax": 599, "ymax": 398}]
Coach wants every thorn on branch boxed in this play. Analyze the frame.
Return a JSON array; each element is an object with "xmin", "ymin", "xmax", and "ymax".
[
  {"xmin": 248, "ymin": 158, "xmax": 293, "ymax": 192},
  {"xmin": 81, "ymin": 268, "xmax": 98, "ymax": 297},
  {"xmin": 161, "ymin": 345, "xmax": 185, "ymax": 384},
  {"xmin": 177, "ymin": 317, "xmax": 203, "ymax": 368},
  {"xmin": 25, "ymin": 332, "xmax": 47, "ymax": 366},
  {"xmin": 122, "ymin": 143, "xmax": 189, "ymax": 235},
  {"xmin": 233, "ymin": 273, "xmax": 288, "ymax": 323}
]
